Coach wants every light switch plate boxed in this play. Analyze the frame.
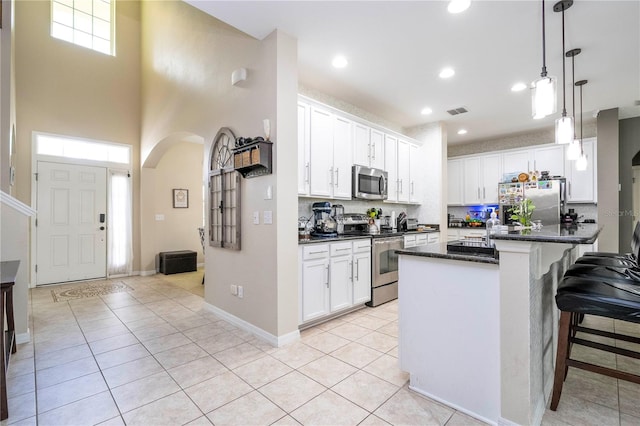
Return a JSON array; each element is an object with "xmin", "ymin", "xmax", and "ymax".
[
  {"xmin": 155, "ymin": 214, "xmax": 165, "ymax": 221},
  {"xmin": 263, "ymin": 210, "xmax": 273, "ymax": 224}
]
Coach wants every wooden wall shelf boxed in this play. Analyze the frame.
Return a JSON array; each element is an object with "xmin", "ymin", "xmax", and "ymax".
[{"xmin": 233, "ymin": 140, "xmax": 273, "ymax": 178}]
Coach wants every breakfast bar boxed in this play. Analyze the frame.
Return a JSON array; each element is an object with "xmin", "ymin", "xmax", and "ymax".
[{"xmin": 396, "ymin": 224, "xmax": 601, "ymax": 426}]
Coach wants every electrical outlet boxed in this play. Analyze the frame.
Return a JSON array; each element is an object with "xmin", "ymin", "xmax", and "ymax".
[
  {"xmin": 230, "ymin": 285, "xmax": 237, "ymax": 295},
  {"xmin": 237, "ymin": 286, "xmax": 244, "ymax": 298},
  {"xmin": 253, "ymin": 211, "xmax": 260, "ymax": 224}
]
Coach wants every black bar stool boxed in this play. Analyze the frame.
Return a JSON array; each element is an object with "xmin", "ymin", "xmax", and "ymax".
[{"xmin": 550, "ymin": 275, "xmax": 640, "ymax": 411}]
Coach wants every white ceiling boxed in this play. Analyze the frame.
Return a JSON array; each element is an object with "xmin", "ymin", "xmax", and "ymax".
[{"xmin": 185, "ymin": 0, "xmax": 640, "ymax": 145}]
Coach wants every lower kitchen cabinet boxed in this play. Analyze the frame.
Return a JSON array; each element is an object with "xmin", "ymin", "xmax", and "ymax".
[
  {"xmin": 299, "ymin": 239, "xmax": 371, "ymax": 325},
  {"xmin": 403, "ymin": 232, "xmax": 438, "ymax": 248}
]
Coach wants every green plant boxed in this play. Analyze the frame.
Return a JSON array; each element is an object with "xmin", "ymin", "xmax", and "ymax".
[
  {"xmin": 366, "ymin": 207, "xmax": 382, "ymax": 219},
  {"xmin": 509, "ymin": 198, "xmax": 536, "ymax": 227}
]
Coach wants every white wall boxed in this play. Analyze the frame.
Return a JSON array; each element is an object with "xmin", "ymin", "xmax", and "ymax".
[
  {"xmin": 140, "ymin": 1, "xmax": 299, "ymax": 340},
  {"xmin": 153, "ymin": 141, "xmax": 205, "ymax": 264}
]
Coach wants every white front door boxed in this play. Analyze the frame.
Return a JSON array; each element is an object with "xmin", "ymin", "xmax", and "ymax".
[{"xmin": 36, "ymin": 161, "xmax": 107, "ymax": 285}]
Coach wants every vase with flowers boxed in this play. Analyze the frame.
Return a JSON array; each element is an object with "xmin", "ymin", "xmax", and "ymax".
[{"xmin": 366, "ymin": 207, "xmax": 382, "ymax": 228}]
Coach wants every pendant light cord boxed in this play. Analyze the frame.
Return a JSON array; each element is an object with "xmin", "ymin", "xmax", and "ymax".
[
  {"xmin": 541, "ymin": 0, "xmax": 548, "ymax": 77},
  {"xmin": 561, "ymin": 8, "xmax": 567, "ymax": 116}
]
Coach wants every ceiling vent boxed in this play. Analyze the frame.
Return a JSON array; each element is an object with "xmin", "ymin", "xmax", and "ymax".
[{"xmin": 447, "ymin": 107, "xmax": 468, "ymax": 116}]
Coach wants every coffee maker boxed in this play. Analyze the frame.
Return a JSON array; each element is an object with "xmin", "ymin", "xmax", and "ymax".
[{"xmin": 311, "ymin": 202, "xmax": 338, "ymax": 238}]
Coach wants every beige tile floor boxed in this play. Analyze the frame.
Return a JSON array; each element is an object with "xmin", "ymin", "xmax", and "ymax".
[{"xmin": 2, "ymin": 269, "xmax": 640, "ymax": 426}]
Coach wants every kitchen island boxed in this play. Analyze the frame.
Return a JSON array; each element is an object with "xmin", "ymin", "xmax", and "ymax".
[{"xmin": 396, "ymin": 224, "xmax": 601, "ymax": 426}]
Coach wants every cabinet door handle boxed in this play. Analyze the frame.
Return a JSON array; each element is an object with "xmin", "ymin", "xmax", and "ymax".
[
  {"xmin": 355, "ymin": 259, "xmax": 359, "ymax": 281},
  {"xmin": 335, "ymin": 168, "xmax": 339, "ymax": 187},
  {"xmin": 569, "ymin": 181, "xmax": 572, "ymax": 197},
  {"xmin": 350, "ymin": 261, "xmax": 353, "ymax": 282},
  {"xmin": 368, "ymin": 143, "xmax": 372, "ymax": 161},
  {"xmin": 400, "ymin": 179, "xmax": 403, "ymax": 194},
  {"xmin": 329, "ymin": 167, "xmax": 334, "ymax": 185},
  {"xmin": 477, "ymin": 187, "xmax": 481, "ymax": 199},
  {"xmin": 483, "ymin": 187, "xmax": 486, "ymax": 199},
  {"xmin": 305, "ymin": 162, "xmax": 310, "ymax": 183},
  {"xmin": 326, "ymin": 264, "xmax": 330, "ymax": 287},
  {"xmin": 372, "ymin": 142, "xmax": 376, "ymax": 160},
  {"xmin": 309, "ymin": 250, "xmax": 328, "ymax": 255},
  {"xmin": 335, "ymin": 247, "xmax": 350, "ymax": 251},
  {"xmin": 411, "ymin": 181, "xmax": 414, "ymax": 195}
]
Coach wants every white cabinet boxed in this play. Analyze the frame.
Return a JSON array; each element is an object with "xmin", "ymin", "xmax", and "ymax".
[
  {"xmin": 309, "ymin": 107, "xmax": 334, "ymax": 198},
  {"xmin": 566, "ymin": 138, "xmax": 597, "ymax": 203},
  {"xmin": 330, "ymin": 254, "xmax": 352, "ymax": 312},
  {"xmin": 409, "ymin": 144, "xmax": 421, "ymax": 203},
  {"xmin": 300, "ymin": 244, "xmax": 331, "ymax": 323},
  {"xmin": 533, "ymin": 145, "xmax": 565, "ymax": 176},
  {"xmin": 353, "ymin": 124, "xmax": 384, "ymax": 170},
  {"xmin": 298, "ymin": 102, "xmax": 311, "ymax": 196},
  {"xmin": 332, "ymin": 116, "xmax": 353, "ymax": 199},
  {"xmin": 385, "ymin": 134, "xmax": 398, "ymax": 202},
  {"xmin": 403, "ymin": 234, "xmax": 416, "ymax": 248},
  {"xmin": 502, "ymin": 150, "xmax": 530, "ymax": 175},
  {"xmin": 462, "ymin": 154, "xmax": 502, "ymax": 205},
  {"xmin": 307, "ymin": 107, "xmax": 352, "ymax": 200},
  {"xmin": 448, "ymin": 159, "xmax": 464, "ymax": 205},
  {"xmin": 299, "ymin": 239, "xmax": 371, "ymax": 325},
  {"xmin": 370, "ymin": 129, "xmax": 385, "ymax": 170},
  {"xmin": 397, "ymin": 140, "xmax": 411, "ymax": 203},
  {"xmin": 427, "ymin": 232, "xmax": 440, "ymax": 244},
  {"xmin": 352, "ymin": 239, "xmax": 372, "ymax": 305},
  {"xmin": 385, "ymin": 136, "xmax": 419, "ymax": 204}
]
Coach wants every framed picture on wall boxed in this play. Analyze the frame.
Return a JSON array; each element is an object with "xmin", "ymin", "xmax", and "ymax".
[{"xmin": 173, "ymin": 188, "xmax": 189, "ymax": 208}]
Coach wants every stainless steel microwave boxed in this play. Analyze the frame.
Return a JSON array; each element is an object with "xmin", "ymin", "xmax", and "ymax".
[{"xmin": 352, "ymin": 165, "xmax": 388, "ymax": 200}]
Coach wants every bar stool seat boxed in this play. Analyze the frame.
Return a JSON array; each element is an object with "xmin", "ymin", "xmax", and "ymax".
[
  {"xmin": 563, "ymin": 263, "xmax": 640, "ymax": 282},
  {"xmin": 550, "ymin": 275, "xmax": 640, "ymax": 411}
]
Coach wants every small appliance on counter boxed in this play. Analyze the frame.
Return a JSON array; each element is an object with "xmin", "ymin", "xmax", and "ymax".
[
  {"xmin": 331, "ymin": 204, "xmax": 345, "ymax": 235},
  {"xmin": 310, "ymin": 202, "xmax": 338, "ymax": 238},
  {"xmin": 397, "ymin": 214, "xmax": 418, "ymax": 231}
]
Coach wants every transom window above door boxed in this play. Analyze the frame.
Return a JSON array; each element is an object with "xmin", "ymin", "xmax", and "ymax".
[{"xmin": 51, "ymin": 0, "xmax": 115, "ymax": 56}]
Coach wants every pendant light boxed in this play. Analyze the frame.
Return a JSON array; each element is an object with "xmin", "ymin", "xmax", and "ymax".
[
  {"xmin": 531, "ymin": 0, "xmax": 557, "ymax": 119},
  {"xmin": 554, "ymin": 0, "xmax": 574, "ymax": 144},
  {"xmin": 575, "ymin": 79, "xmax": 588, "ymax": 171},
  {"xmin": 566, "ymin": 48, "xmax": 582, "ymax": 160}
]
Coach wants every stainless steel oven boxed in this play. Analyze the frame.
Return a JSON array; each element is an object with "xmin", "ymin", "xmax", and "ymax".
[
  {"xmin": 368, "ymin": 235, "xmax": 403, "ymax": 307},
  {"xmin": 352, "ymin": 165, "xmax": 388, "ymax": 200}
]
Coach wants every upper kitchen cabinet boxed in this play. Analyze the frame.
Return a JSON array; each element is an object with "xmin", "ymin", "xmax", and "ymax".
[
  {"xmin": 298, "ymin": 101, "xmax": 311, "ymax": 196},
  {"xmin": 566, "ymin": 138, "xmax": 597, "ymax": 203},
  {"xmin": 307, "ymin": 106, "xmax": 352, "ymax": 200},
  {"xmin": 532, "ymin": 145, "xmax": 565, "ymax": 177},
  {"xmin": 503, "ymin": 145, "xmax": 565, "ymax": 177},
  {"xmin": 409, "ymin": 144, "xmax": 421, "ymax": 203},
  {"xmin": 447, "ymin": 159, "xmax": 464, "ymax": 205},
  {"xmin": 397, "ymin": 139, "xmax": 411, "ymax": 203},
  {"xmin": 353, "ymin": 124, "xmax": 385, "ymax": 169},
  {"xmin": 384, "ymin": 134, "xmax": 398, "ymax": 202},
  {"xmin": 462, "ymin": 154, "xmax": 501, "ymax": 204},
  {"xmin": 502, "ymin": 150, "xmax": 530, "ymax": 176}
]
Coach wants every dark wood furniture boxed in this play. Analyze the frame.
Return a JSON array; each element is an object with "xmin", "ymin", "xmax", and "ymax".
[
  {"xmin": 158, "ymin": 251, "xmax": 197, "ymax": 275},
  {"xmin": 1, "ymin": 260, "xmax": 19, "ymax": 421}
]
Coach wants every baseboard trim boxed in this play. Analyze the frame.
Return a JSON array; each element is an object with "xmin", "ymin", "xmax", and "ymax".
[
  {"xmin": 203, "ymin": 302, "xmax": 300, "ymax": 348},
  {"xmin": 408, "ymin": 385, "xmax": 497, "ymax": 426},
  {"xmin": 138, "ymin": 269, "xmax": 157, "ymax": 277},
  {"xmin": 16, "ymin": 330, "xmax": 31, "ymax": 344}
]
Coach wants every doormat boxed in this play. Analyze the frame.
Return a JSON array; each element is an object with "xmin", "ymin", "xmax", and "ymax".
[{"xmin": 51, "ymin": 281, "xmax": 133, "ymax": 302}]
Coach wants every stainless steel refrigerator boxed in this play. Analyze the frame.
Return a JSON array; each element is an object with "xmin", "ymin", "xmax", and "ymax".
[{"xmin": 498, "ymin": 179, "xmax": 566, "ymax": 225}]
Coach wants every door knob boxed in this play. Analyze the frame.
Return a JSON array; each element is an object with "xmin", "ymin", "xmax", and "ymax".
[{"xmin": 100, "ymin": 226, "xmax": 105, "ymax": 230}]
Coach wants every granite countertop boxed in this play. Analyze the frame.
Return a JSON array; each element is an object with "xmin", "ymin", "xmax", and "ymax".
[
  {"xmin": 490, "ymin": 223, "xmax": 602, "ymax": 244},
  {"xmin": 298, "ymin": 235, "xmax": 372, "ymax": 245},
  {"xmin": 396, "ymin": 242, "xmax": 499, "ymax": 265}
]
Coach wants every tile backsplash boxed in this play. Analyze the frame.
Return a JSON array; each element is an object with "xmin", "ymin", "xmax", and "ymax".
[{"xmin": 298, "ymin": 198, "xmax": 419, "ymax": 222}]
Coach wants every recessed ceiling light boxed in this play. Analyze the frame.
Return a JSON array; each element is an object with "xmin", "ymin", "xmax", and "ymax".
[
  {"xmin": 332, "ymin": 55, "xmax": 348, "ymax": 69},
  {"xmin": 439, "ymin": 67, "xmax": 455, "ymax": 79},
  {"xmin": 448, "ymin": 0, "xmax": 471, "ymax": 14},
  {"xmin": 511, "ymin": 82, "xmax": 528, "ymax": 92},
  {"xmin": 457, "ymin": 129, "xmax": 468, "ymax": 135},
  {"xmin": 421, "ymin": 107, "xmax": 433, "ymax": 115}
]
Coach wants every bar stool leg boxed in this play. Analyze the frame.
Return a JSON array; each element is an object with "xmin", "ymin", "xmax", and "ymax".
[
  {"xmin": 6, "ymin": 286, "xmax": 15, "ymax": 353},
  {"xmin": 551, "ymin": 311, "xmax": 572, "ymax": 410}
]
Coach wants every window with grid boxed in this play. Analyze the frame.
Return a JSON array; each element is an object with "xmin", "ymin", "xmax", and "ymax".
[
  {"xmin": 51, "ymin": 0, "xmax": 115, "ymax": 56},
  {"xmin": 209, "ymin": 128, "xmax": 241, "ymax": 250}
]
